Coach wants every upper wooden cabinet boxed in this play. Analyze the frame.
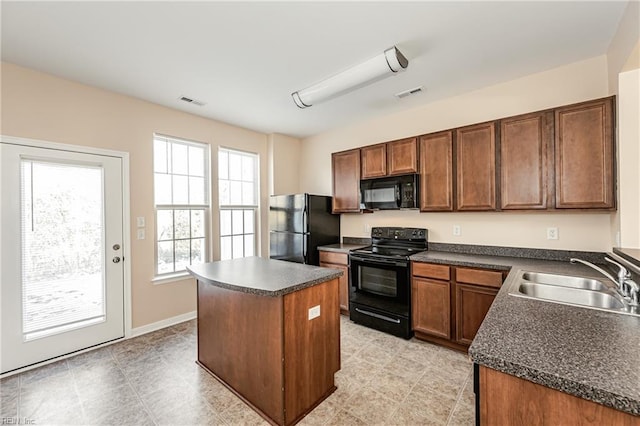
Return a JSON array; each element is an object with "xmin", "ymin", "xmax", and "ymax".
[
  {"xmin": 387, "ymin": 137, "xmax": 418, "ymax": 175},
  {"xmin": 361, "ymin": 144, "xmax": 387, "ymax": 179},
  {"xmin": 331, "ymin": 149, "xmax": 361, "ymax": 213},
  {"xmin": 419, "ymin": 131, "xmax": 454, "ymax": 211},
  {"xmin": 456, "ymin": 122, "xmax": 497, "ymax": 211},
  {"xmin": 555, "ymin": 97, "xmax": 615, "ymax": 209},
  {"xmin": 500, "ymin": 111, "xmax": 553, "ymax": 210},
  {"xmin": 361, "ymin": 138, "xmax": 418, "ymax": 179}
]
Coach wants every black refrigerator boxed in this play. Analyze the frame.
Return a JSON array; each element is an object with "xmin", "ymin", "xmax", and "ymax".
[{"xmin": 269, "ymin": 194, "xmax": 340, "ymax": 266}]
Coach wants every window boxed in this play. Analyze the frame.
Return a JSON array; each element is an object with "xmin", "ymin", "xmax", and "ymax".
[
  {"xmin": 218, "ymin": 148, "xmax": 258, "ymax": 260},
  {"xmin": 154, "ymin": 135, "xmax": 209, "ymax": 276}
]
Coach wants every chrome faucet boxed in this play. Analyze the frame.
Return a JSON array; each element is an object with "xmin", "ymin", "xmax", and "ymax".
[
  {"xmin": 570, "ymin": 257, "xmax": 639, "ymax": 306},
  {"xmin": 570, "ymin": 258, "xmax": 621, "ymax": 291}
]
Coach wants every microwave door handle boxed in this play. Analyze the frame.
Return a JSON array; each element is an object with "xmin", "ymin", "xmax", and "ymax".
[{"xmin": 396, "ymin": 185, "xmax": 401, "ymax": 208}]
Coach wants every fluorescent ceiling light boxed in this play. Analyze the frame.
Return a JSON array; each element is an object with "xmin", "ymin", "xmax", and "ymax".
[{"xmin": 292, "ymin": 46, "xmax": 409, "ymax": 109}]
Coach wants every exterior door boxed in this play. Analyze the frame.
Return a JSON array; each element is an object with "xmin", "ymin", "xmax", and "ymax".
[{"xmin": 1, "ymin": 141, "xmax": 125, "ymax": 373}]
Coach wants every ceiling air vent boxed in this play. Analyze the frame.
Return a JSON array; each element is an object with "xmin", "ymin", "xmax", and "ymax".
[
  {"xmin": 394, "ymin": 86, "xmax": 424, "ymax": 99},
  {"xmin": 179, "ymin": 96, "xmax": 206, "ymax": 107}
]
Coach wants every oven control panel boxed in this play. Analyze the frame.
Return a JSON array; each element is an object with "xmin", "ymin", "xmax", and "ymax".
[{"xmin": 371, "ymin": 227, "xmax": 427, "ymax": 241}]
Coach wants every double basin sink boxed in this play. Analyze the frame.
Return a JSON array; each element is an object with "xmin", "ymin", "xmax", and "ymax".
[{"xmin": 509, "ymin": 271, "xmax": 640, "ymax": 317}]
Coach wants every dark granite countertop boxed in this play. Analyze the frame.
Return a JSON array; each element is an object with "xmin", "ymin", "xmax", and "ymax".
[
  {"xmin": 187, "ymin": 257, "xmax": 343, "ymax": 297},
  {"xmin": 411, "ymin": 249, "xmax": 640, "ymax": 417},
  {"xmin": 613, "ymin": 247, "xmax": 640, "ymax": 269},
  {"xmin": 318, "ymin": 243, "xmax": 369, "ymax": 254}
]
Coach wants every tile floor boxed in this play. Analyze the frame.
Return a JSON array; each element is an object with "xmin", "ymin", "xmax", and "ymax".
[{"xmin": 0, "ymin": 316, "xmax": 475, "ymax": 425}]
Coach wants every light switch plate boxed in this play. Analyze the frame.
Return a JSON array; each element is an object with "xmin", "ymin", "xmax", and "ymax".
[
  {"xmin": 308, "ymin": 305, "xmax": 320, "ymax": 320},
  {"xmin": 137, "ymin": 229, "xmax": 145, "ymax": 240},
  {"xmin": 137, "ymin": 216, "xmax": 145, "ymax": 228}
]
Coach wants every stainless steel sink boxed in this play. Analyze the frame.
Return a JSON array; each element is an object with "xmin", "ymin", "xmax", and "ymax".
[
  {"xmin": 508, "ymin": 270, "xmax": 640, "ymax": 317},
  {"xmin": 521, "ymin": 271, "xmax": 607, "ymax": 291},
  {"xmin": 517, "ymin": 282, "xmax": 626, "ymax": 309}
]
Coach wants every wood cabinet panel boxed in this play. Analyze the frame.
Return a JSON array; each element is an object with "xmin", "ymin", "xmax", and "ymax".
[
  {"xmin": 319, "ymin": 251, "xmax": 349, "ymax": 315},
  {"xmin": 361, "ymin": 144, "xmax": 387, "ymax": 178},
  {"xmin": 387, "ymin": 137, "xmax": 418, "ymax": 175},
  {"xmin": 197, "ymin": 282, "xmax": 285, "ymax": 424},
  {"xmin": 412, "ymin": 277, "xmax": 451, "ymax": 339},
  {"xmin": 284, "ymin": 279, "xmax": 340, "ymax": 424},
  {"xmin": 480, "ymin": 366, "xmax": 639, "ymax": 425},
  {"xmin": 555, "ymin": 97, "xmax": 615, "ymax": 209},
  {"xmin": 500, "ymin": 111, "xmax": 553, "ymax": 210},
  {"xmin": 319, "ymin": 251, "xmax": 348, "ymax": 266},
  {"xmin": 455, "ymin": 283, "xmax": 498, "ymax": 345},
  {"xmin": 419, "ymin": 131, "xmax": 454, "ymax": 211},
  {"xmin": 412, "ymin": 262, "xmax": 450, "ymax": 281},
  {"xmin": 331, "ymin": 149, "xmax": 361, "ymax": 213},
  {"xmin": 456, "ymin": 122, "xmax": 497, "ymax": 211},
  {"xmin": 456, "ymin": 267, "xmax": 503, "ymax": 289}
]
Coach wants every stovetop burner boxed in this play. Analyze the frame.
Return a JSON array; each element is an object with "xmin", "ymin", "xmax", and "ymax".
[{"xmin": 350, "ymin": 227, "xmax": 428, "ymax": 260}]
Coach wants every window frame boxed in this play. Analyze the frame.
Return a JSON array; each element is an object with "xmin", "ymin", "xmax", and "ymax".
[
  {"xmin": 218, "ymin": 147, "xmax": 259, "ymax": 260},
  {"xmin": 153, "ymin": 134, "xmax": 210, "ymax": 279}
]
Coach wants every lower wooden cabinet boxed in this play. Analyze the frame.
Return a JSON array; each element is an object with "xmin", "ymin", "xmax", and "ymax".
[
  {"xmin": 455, "ymin": 283, "xmax": 499, "ymax": 345},
  {"xmin": 319, "ymin": 251, "xmax": 350, "ymax": 315},
  {"xmin": 412, "ymin": 277, "xmax": 451, "ymax": 339},
  {"xmin": 412, "ymin": 262, "xmax": 505, "ymax": 351},
  {"xmin": 479, "ymin": 366, "xmax": 639, "ymax": 425}
]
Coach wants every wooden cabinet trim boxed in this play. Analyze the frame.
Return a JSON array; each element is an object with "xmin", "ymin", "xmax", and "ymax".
[
  {"xmin": 319, "ymin": 251, "xmax": 348, "ymax": 266},
  {"xmin": 455, "ymin": 282, "xmax": 499, "ymax": 345},
  {"xmin": 412, "ymin": 262, "xmax": 451, "ymax": 280},
  {"xmin": 387, "ymin": 137, "xmax": 418, "ymax": 176},
  {"xmin": 456, "ymin": 267, "xmax": 504, "ymax": 288},
  {"xmin": 555, "ymin": 97, "xmax": 615, "ymax": 209},
  {"xmin": 455, "ymin": 122, "xmax": 497, "ymax": 211},
  {"xmin": 411, "ymin": 277, "xmax": 451, "ymax": 339},
  {"xmin": 361, "ymin": 143, "xmax": 387, "ymax": 179},
  {"xmin": 500, "ymin": 111, "xmax": 553, "ymax": 210},
  {"xmin": 419, "ymin": 131, "xmax": 454, "ymax": 212},
  {"xmin": 331, "ymin": 149, "xmax": 361, "ymax": 213}
]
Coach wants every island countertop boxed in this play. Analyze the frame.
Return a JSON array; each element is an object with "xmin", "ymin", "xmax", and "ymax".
[{"xmin": 187, "ymin": 256, "xmax": 343, "ymax": 297}]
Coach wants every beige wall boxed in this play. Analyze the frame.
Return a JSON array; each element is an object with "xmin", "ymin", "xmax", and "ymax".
[
  {"xmin": 1, "ymin": 62, "xmax": 270, "ymax": 328},
  {"xmin": 606, "ymin": 1, "xmax": 640, "ymax": 248},
  {"xmin": 607, "ymin": 0, "xmax": 640, "ymax": 93},
  {"xmin": 268, "ymin": 133, "xmax": 301, "ymax": 195},
  {"xmin": 299, "ymin": 55, "xmax": 615, "ymax": 251},
  {"xmin": 617, "ymin": 69, "xmax": 640, "ymax": 248}
]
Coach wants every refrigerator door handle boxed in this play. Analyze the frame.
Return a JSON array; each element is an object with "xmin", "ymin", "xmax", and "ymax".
[
  {"xmin": 303, "ymin": 235, "xmax": 308, "ymax": 264},
  {"xmin": 302, "ymin": 204, "xmax": 308, "ymax": 234}
]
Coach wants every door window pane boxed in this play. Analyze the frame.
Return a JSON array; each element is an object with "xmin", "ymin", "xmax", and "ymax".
[{"xmin": 21, "ymin": 160, "xmax": 106, "ymax": 341}]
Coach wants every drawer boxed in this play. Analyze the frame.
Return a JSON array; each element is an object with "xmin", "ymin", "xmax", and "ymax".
[
  {"xmin": 456, "ymin": 267, "xmax": 503, "ymax": 288},
  {"xmin": 412, "ymin": 262, "xmax": 450, "ymax": 281},
  {"xmin": 319, "ymin": 251, "xmax": 348, "ymax": 266}
]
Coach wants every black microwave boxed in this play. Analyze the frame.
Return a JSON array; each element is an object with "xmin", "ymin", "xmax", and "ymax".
[{"xmin": 360, "ymin": 174, "xmax": 419, "ymax": 210}]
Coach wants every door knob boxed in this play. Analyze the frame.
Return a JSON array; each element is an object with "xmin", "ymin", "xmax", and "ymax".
[
  {"xmin": 112, "ymin": 257, "xmax": 121, "ymax": 263},
  {"xmin": 113, "ymin": 244, "xmax": 121, "ymax": 251}
]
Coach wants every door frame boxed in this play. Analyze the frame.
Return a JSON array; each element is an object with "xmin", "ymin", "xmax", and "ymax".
[{"xmin": 0, "ymin": 134, "xmax": 132, "ymax": 343}]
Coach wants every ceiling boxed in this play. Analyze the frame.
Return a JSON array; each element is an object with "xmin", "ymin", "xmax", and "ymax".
[{"xmin": 1, "ymin": 1, "xmax": 629, "ymax": 139}]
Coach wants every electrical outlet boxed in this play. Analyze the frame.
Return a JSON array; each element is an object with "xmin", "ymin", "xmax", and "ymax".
[
  {"xmin": 308, "ymin": 305, "xmax": 320, "ymax": 320},
  {"xmin": 137, "ymin": 229, "xmax": 145, "ymax": 240},
  {"xmin": 364, "ymin": 224, "xmax": 371, "ymax": 233},
  {"xmin": 547, "ymin": 227, "xmax": 558, "ymax": 240},
  {"xmin": 453, "ymin": 225, "xmax": 461, "ymax": 236}
]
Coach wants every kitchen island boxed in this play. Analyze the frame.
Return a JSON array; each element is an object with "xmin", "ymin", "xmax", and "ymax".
[{"xmin": 187, "ymin": 257, "xmax": 343, "ymax": 426}]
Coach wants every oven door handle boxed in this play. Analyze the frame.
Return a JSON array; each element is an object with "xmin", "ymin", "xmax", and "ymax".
[
  {"xmin": 354, "ymin": 308, "xmax": 401, "ymax": 324},
  {"xmin": 350, "ymin": 254, "xmax": 408, "ymax": 267}
]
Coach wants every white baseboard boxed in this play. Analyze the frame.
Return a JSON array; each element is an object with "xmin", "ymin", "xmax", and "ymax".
[{"xmin": 130, "ymin": 310, "xmax": 197, "ymax": 338}]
